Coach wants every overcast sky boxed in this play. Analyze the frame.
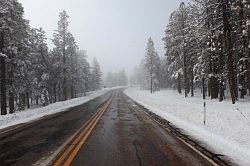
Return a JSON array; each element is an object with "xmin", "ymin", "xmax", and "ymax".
[{"xmin": 19, "ymin": 0, "xmax": 188, "ymax": 76}]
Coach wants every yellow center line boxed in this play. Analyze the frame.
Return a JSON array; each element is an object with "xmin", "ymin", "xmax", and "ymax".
[
  {"xmin": 54, "ymin": 112, "xmax": 100, "ymax": 165},
  {"xmin": 53, "ymin": 109, "xmax": 103, "ymax": 166},
  {"xmin": 53, "ymin": 97, "xmax": 112, "ymax": 166},
  {"xmin": 63, "ymin": 105, "xmax": 107, "ymax": 166}
]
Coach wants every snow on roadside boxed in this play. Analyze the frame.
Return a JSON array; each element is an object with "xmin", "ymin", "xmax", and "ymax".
[
  {"xmin": 0, "ymin": 88, "xmax": 113, "ymax": 130},
  {"xmin": 125, "ymin": 87, "xmax": 250, "ymax": 166}
]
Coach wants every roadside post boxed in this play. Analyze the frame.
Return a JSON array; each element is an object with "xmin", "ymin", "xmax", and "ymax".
[{"xmin": 203, "ymin": 101, "xmax": 206, "ymax": 125}]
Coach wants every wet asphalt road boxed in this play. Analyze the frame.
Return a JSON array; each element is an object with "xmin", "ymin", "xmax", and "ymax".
[
  {"xmin": 71, "ymin": 90, "xmax": 212, "ymax": 166},
  {"xmin": 0, "ymin": 91, "xmax": 112, "ymax": 166},
  {"xmin": 0, "ymin": 89, "xmax": 213, "ymax": 166}
]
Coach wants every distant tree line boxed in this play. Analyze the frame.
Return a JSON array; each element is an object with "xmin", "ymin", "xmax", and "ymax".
[
  {"xmin": 105, "ymin": 69, "xmax": 128, "ymax": 88},
  {"xmin": 0, "ymin": 0, "xmax": 102, "ymax": 115},
  {"xmin": 134, "ymin": 0, "xmax": 250, "ymax": 104}
]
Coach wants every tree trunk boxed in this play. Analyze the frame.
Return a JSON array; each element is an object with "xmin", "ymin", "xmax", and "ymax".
[
  {"xmin": 202, "ymin": 77, "xmax": 206, "ymax": 100},
  {"xmin": 222, "ymin": 0, "xmax": 236, "ymax": 104},
  {"xmin": 36, "ymin": 95, "xmax": 39, "ymax": 105},
  {"xmin": 181, "ymin": 3, "xmax": 188, "ymax": 98},
  {"xmin": 63, "ymin": 24, "xmax": 67, "ymax": 101},
  {"xmin": 208, "ymin": 80, "xmax": 211, "ymax": 97},
  {"xmin": 31, "ymin": 95, "xmax": 33, "ymax": 105},
  {"xmin": 150, "ymin": 68, "xmax": 153, "ymax": 94},
  {"xmin": 53, "ymin": 83, "xmax": 57, "ymax": 103},
  {"xmin": 58, "ymin": 83, "xmax": 61, "ymax": 101},
  {"xmin": 9, "ymin": 65, "xmax": 15, "ymax": 113},
  {"xmin": 26, "ymin": 90, "xmax": 30, "ymax": 109},
  {"xmin": 49, "ymin": 89, "xmax": 52, "ymax": 104},
  {"xmin": 177, "ymin": 75, "xmax": 182, "ymax": 94},
  {"xmin": 19, "ymin": 93, "xmax": 26, "ymax": 110},
  {"xmin": 0, "ymin": 32, "xmax": 7, "ymax": 115},
  {"xmin": 71, "ymin": 84, "xmax": 74, "ymax": 99},
  {"xmin": 184, "ymin": 66, "xmax": 188, "ymax": 97},
  {"xmin": 84, "ymin": 83, "xmax": 88, "ymax": 96},
  {"xmin": 190, "ymin": 69, "xmax": 194, "ymax": 97},
  {"xmin": 75, "ymin": 89, "xmax": 77, "ymax": 98},
  {"xmin": 238, "ymin": 0, "xmax": 247, "ymax": 98},
  {"xmin": 9, "ymin": 90, "xmax": 14, "ymax": 114},
  {"xmin": 63, "ymin": 72, "xmax": 67, "ymax": 100},
  {"xmin": 211, "ymin": 77, "xmax": 219, "ymax": 99},
  {"xmin": 219, "ymin": 78, "xmax": 224, "ymax": 102}
]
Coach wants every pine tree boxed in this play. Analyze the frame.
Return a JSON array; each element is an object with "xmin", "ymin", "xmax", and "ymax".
[
  {"xmin": 145, "ymin": 37, "xmax": 159, "ymax": 93},
  {"xmin": 246, "ymin": 0, "xmax": 250, "ymax": 95},
  {"xmin": 0, "ymin": 32, "xmax": 6, "ymax": 115},
  {"xmin": 66, "ymin": 33, "xmax": 78, "ymax": 99},
  {"xmin": 75, "ymin": 50, "xmax": 91, "ymax": 96},
  {"xmin": 28, "ymin": 27, "xmax": 50, "ymax": 106},
  {"xmin": 0, "ymin": 0, "xmax": 27, "ymax": 113},
  {"xmin": 163, "ymin": 3, "xmax": 195, "ymax": 96},
  {"xmin": 163, "ymin": 10, "xmax": 183, "ymax": 94},
  {"xmin": 52, "ymin": 10, "xmax": 70, "ymax": 101},
  {"xmin": 138, "ymin": 59, "xmax": 149, "ymax": 90},
  {"xmin": 90, "ymin": 58, "xmax": 102, "ymax": 91}
]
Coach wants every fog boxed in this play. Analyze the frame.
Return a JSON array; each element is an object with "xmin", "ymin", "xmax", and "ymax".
[{"xmin": 20, "ymin": 0, "xmax": 188, "ymax": 76}]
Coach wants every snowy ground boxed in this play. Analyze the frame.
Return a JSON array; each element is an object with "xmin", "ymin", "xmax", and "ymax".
[
  {"xmin": 0, "ymin": 88, "xmax": 114, "ymax": 130},
  {"xmin": 125, "ymin": 87, "xmax": 250, "ymax": 166}
]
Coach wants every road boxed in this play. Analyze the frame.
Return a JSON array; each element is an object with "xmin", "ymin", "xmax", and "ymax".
[
  {"xmin": 0, "ymin": 91, "xmax": 112, "ymax": 166},
  {"xmin": 0, "ymin": 89, "xmax": 226, "ymax": 166}
]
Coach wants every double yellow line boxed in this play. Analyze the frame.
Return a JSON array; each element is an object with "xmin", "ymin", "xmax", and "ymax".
[{"xmin": 53, "ymin": 97, "xmax": 112, "ymax": 166}]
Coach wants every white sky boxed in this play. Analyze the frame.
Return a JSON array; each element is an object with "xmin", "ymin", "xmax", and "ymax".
[{"xmin": 19, "ymin": 0, "xmax": 189, "ymax": 76}]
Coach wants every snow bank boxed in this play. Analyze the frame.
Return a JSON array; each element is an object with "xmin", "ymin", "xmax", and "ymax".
[
  {"xmin": 0, "ymin": 88, "xmax": 113, "ymax": 130},
  {"xmin": 125, "ymin": 87, "xmax": 250, "ymax": 166}
]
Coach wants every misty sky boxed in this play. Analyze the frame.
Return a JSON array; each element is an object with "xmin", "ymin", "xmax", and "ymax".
[{"xmin": 19, "ymin": 0, "xmax": 189, "ymax": 76}]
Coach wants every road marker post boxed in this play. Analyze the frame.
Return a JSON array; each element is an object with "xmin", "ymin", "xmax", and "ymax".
[{"xmin": 203, "ymin": 101, "xmax": 206, "ymax": 125}]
